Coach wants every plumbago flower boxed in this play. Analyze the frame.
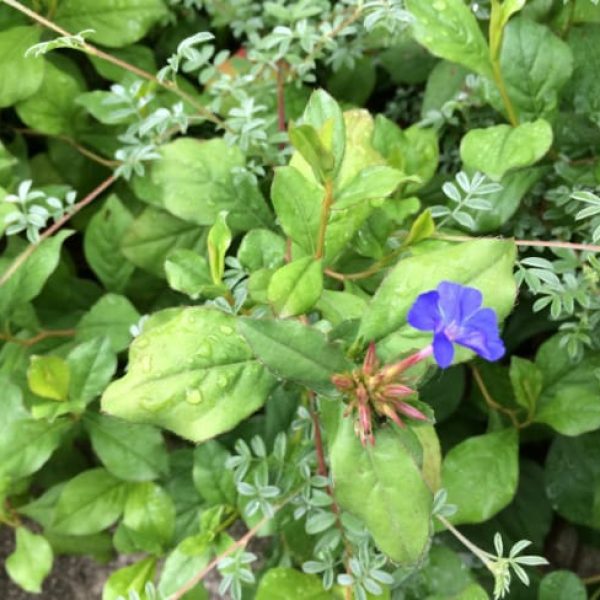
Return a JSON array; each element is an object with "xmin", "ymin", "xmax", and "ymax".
[
  {"xmin": 333, "ymin": 281, "xmax": 505, "ymax": 445},
  {"xmin": 408, "ymin": 281, "xmax": 505, "ymax": 369}
]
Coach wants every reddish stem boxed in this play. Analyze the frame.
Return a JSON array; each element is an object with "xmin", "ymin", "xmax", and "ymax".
[
  {"xmin": 0, "ymin": 174, "xmax": 117, "ymax": 288},
  {"xmin": 276, "ymin": 60, "xmax": 287, "ymax": 142}
]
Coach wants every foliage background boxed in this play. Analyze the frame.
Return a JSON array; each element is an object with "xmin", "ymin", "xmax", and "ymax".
[{"xmin": 0, "ymin": 0, "xmax": 599, "ymax": 599}]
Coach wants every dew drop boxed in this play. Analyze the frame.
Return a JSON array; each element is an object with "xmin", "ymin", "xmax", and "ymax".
[
  {"xmin": 185, "ymin": 388, "xmax": 203, "ymax": 405},
  {"xmin": 217, "ymin": 375, "xmax": 229, "ymax": 389},
  {"xmin": 196, "ymin": 344, "xmax": 212, "ymax": 358},
  {"xmin": 141, "ymin": 355, "xmax": 152, "ymax": 373},
  {"xmin": 219, "ymin": 325, "xmax": 234, "ymax": 335},
  {"xmin": 142, "ymin": 395, "xmax": 170, "ymax": 413}
]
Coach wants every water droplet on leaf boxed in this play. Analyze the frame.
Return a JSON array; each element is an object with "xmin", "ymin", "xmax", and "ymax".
[{"xmin": 185, "ymin": 388, "xmax": 203, "ymax": 405}]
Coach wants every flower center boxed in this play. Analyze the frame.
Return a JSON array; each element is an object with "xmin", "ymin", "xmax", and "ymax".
[{"xmin": 443, "ymin": 321, "xmax": 462, "ymax": 341}]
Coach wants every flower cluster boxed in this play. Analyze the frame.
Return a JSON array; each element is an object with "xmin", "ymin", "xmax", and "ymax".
[
  {"xmin": 332, "ymin": 343, "xmax": 431, "ymax": 446},
  {"xmin": 333, "ymin": 281, "xmax": 505, "ymax": 445}
]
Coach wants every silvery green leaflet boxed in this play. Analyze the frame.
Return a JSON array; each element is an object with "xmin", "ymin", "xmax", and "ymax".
[{"xmin": 0, "ymin": 0, "xmax": 598, "ymax": 599}]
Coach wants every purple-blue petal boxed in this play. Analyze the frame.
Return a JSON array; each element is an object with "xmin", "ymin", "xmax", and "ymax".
[
  {"xmin": 437, "ymin": 281, "xmax": 483, "ymax": 324},
  {"xmin": 433, "ymin": 332, "xmax": 454, "ymax": 368},
  {"xmin": 407, "ymin": 290, "xmax": 441, "ymax": 332},
  {"xmin": 455, "ymin": 308, "xmax": 505, "ymax": 361}
]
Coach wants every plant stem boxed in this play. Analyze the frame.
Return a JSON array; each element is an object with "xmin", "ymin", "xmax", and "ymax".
[
  {"xmin": 0, "ymin": 174, "xmax": 117, "ymax": 288},
  {"xmin": 0, "ymin": 328, "xmax": 76, "ymax": 347},
  {"xmin": 491, "ymin": 62, "xmax": 518, "ymax": 127},
  {"xmin": 435, "ymin": 233, "xmax": 600, "ymax": 253},
  {"xmin": 168, "ymin": 493, "xmax": 297, "ymax": 600},
  {"xmin": 308, "ymin": 393, "xmax": 354, "ymax": 598},
  {"xmin": 13, "ymin": 128, "xmax": 120, "ymax": 168},
  {"xmin": 471, "ymin": 365, "xmax": 522, "ymax": 429},
  {"xmin": 3, "ymin": 0, "xmax": 227, "ymax": 130},
  {"xmin": 584, "ymin": 574, "xmax": 600, "ymax": 585},
  {"xmin": 436, "ymin": 515, "xmax": 494, "ymax": 569},
  {"xmin": 315, "ymin": 179, "xmax": 334, "ymax": 260},
  {"xmin": 562, "ymin": 0, "xmax": 577, "ymax": 39},
  {"xmin": 489, "ymin": 1, "xmax": 519, "ymax": 127},
  {"xmin": 276, "ymin": 60, "xmax": 287, "ymax": 138}
]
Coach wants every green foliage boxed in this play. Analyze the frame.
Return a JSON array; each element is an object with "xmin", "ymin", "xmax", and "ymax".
[{"xmin": 0, "ymin": 0, "xmax": 597, "ymax": 598}]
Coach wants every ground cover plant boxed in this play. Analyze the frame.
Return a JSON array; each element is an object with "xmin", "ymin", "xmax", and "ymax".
[{"xmin": 1, "ymin": 0, "xmax": 600, "ymax": 598}]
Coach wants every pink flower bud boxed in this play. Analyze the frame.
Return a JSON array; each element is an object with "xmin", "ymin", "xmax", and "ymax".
[{"xmin": 395, "ymin": 401, "xmax": 428, "ymax": 421}]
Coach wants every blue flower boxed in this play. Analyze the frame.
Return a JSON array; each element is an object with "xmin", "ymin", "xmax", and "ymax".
[{"xmin": 407, "ymin": 281, "xmax": 505, "ymax": 369}]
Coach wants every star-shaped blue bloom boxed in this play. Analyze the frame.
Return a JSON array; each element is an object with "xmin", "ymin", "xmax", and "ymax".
[{"xmin": 407, "ymin": 281, "xmax": 505, "ymax": 369}]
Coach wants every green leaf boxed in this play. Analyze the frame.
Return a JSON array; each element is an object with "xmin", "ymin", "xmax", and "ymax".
[
  {"xmin": 76, "ymin": 293, "xmax": 140, "ymax": 352},
  {"xmin": 193, "ymin": 441, "xmax": 236, "ymax": 505},
  {"xmin": 405, "ymin": 0, "xmax": 493, "ymax": 78},
  {"xmin": 460, "ymin": 119, "xmax": 553, "ymax": 181},
  {"xmin": 237, "ymin": 229, "xmax": 286, "ymax": 271},
  {"xmin": 406, "ymin": 545, "xmax": 483, "ymax": 600},
  {"xmin": 16, "ymin": 55, "xmax": 86, "ymax": 135},
  {"xmin": 0, "ymin": 417, "xmax": 70, "ymax": 481},
  {"xmin": 55, "ymin": 0, "xmax": 168, "ymax": 48},
  {"xmin": 121, "ymin": 207, "xmax": 207, "ymax": 278},
  {"xmin": 372, "ymin": 116, "xmax": 439, "ymax": 193},
  {"xmin": 328, "ymin": 55, "xmax": 376, "ymax": 106},
  {"xmin": 27, "ymin": 355, "xmax": 70, "ymax": 401},
  {"xmin": 256, "ymin": 568, "xmax": 334, "ymax": 600},
  {"xmin": 102, "ymin": 557, "xmax": 157, "ymax": 600},
  {"xmin": 0, "ymin": 230, "xmax": 73, "ymax": 318},
  {"xmin": 123, "ymin": 482, "xmax": 175, "ymax": 554},
  {"xmin": 538, "ymin": 570, "xmax": 587, "ymax": 600},
  {"xmin": 299, "ymin": 89, "xmax": 346, "ymax": 177},
  {"xmin": 545, "ymin": 433, "xmax": 600, "ymax": 528},
  {"xmin": 422, "ymin": 61, "xmax": 470, "ymax": 117},
  {"xmin": 85, "ymin": 413, "xmax": 169, "ymax": 482},
  {"xmin": 238, "ymin": 317, "xmax": 353, "ymax": 394},
  {"xmin": 359, "ymin": 239, "xmax": 516, "ymax": 359},
  {"xmin": 534, "ymin": 335, "xmax": 600, "ymax": 435},
  {"xmin": 403, "ymin": 210, "xmax": 435, "ymax": 247},
  {"xmin": 441, "ymin": 429, "xmax": 518, "ymax": 525},
  {"xmin": 485, "ymin": 17, "xmax": 573, "ymax": 121},
  {"xmin": 567, "ymin": 24, "xmax": 600, "ymax": 117},
  {"xmin": 470, "ymin": 168, "xmax": 545, "ymax": 233},
  {"xmin": 51, "ymin": 468, "xmax": 128, "ymax": 535},
  {"xmin": 333, "ymin": 110, "xmax": 386, "ymax": 190},
  {"xmin": 271, "ymin": 165, "xmax": 322, "ymax": 256},
  {"xmin": 101, "ymin": 307, "xmax": 277, "ymax": 442},
  {"xmin": 165, "ymin": 249, "xmax": 220, "ymax": 299},
  {"xmin": 331, "ymin": 416, "xmax": 432, "ymax": 564},
  {"xmin": 334, "ymin": 165, "xmax": 411, "ymax": 205},
  {"xmin": 67, "ymin": 337, "xmax": 118, "ymax": 406},
  {"xmin": 6, "ymin": 528, "xmax": 53, "ymax": 594},
  {"xmin": 509, "ymin": 356, "xmax": 542, "ymax": 414},
  {"xmin": 84, "ymin": 194, "xmax": 135, "ymax": 292},
  {"xmin": 207, "ymin": 211, "xmax": 232, "ymax": 285},
  {"xmin": 132, "ymin": 138, "xmax": 272, "ymax": 230},
  {"xmin": 267, "ymin": 256, "xmax": 323, "ymax": 318},
  {"xmin": 316, "ymin": 290, "xmax": 368, "ymax": 326},
  {"xmin": 289, "ymin": 123, "xmax": 336, "ymax": 183},
  {"xmin": 158, "ymin": 535, "xmax": 210, "ymax": 599},
  {"xmin": 0, "ymin": 26, "xmax": 44, "ymax": 107}
]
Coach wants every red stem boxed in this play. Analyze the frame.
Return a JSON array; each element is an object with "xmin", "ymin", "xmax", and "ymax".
[{"xmin": 0, "ymin": 174, "xmax": 117, "ymax": 288}]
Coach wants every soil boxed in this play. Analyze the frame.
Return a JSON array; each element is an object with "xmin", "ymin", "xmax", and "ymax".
[{"xmin": 0, "ymin": 525, "xmax": 226, "ymax": 599}]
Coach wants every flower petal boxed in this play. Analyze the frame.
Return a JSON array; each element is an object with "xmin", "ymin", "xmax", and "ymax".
[
  {"xmin": 437, "ymin": 281, "xmax": 483, "ymax": 323},
  {"xmin": 455, "ymin": 308, "xmax": 505, "ymax": 361},
  {"xmin": 433, "ymin": 332, "xmax": 454, "ymax": 368},
  {"xmin": 407, "ymin": 290, "xmax": 441, "ymax": 331}
]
